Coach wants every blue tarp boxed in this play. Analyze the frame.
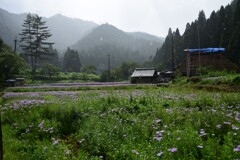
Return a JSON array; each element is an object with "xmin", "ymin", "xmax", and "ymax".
[{"xmin": 184, "ymin": 48, "xmax": 225, "ymax": 53}]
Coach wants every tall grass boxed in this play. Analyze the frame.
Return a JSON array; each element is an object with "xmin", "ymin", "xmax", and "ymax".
[{"xmin": 1, "ymin": 87, "xmax": 240, "ymax": 159}]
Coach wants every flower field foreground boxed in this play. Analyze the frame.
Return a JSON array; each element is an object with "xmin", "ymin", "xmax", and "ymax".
[{"xmin": 0, "ymin": 86, "xmax": 240, "ymax": 159}]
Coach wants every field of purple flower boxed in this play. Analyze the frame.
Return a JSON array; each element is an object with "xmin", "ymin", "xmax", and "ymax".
[{"xmin": 0, "ymin": 84, "xmax": 240, "ymax": 159}]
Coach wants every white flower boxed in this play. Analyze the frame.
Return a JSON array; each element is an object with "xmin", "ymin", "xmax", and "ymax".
[
  {"xmin": 132, "ymin": 150, "xmax": 139, "ymax": 155},
  {"xmin": 157, "ymin": 151, "xmax": 163, "ymax": 157}
]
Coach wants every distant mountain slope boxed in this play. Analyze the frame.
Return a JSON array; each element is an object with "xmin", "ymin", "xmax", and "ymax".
[
  {"xmin": 0, "ymin": 8, "xmax": 97, "ymax": 51},
  {"xmin": 71, "ymin": 24, "xmax": 164, "ymax": 69},
  {"xmin": 128, "ymin": 32, "xmax": 164, "ymax": 43},
  {"xmin": 46, "ymin": 14, "xmax": 98, "ymax": 51},
  {"xmin": 0, "ymin": 8, "xmax": 26, "ymax": 48},
  {"xmin": 72, "ymin": 23, "xmax": 162, "ymax": 57}
]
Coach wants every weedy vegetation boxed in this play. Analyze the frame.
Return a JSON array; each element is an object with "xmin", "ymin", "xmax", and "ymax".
[{"xmin": 0, "ymin": 82, "xmax": 240, "ymax": 159}]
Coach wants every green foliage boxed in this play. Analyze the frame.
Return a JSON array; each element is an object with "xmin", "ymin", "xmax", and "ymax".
[
  {"xmin": 40, "ymin": 64, "xmax": 60, "ymax": 79},
  {"xmin": 100, "ymin": 62, "xmax": 139, "ymax": 82},
  {"xmin": 231, "ymin": 76, "xmax": 240, "ymax": 85},
  {"xmin": 81, "ymin": 65, "xmax": 97, "ymax": 74},
  {"xmin": 153, "ymin": 0, "xmax": 240, "ymax": 70},
  {"xmin": 39, "ymin": 45, "xmax": 60, "ymax": 68},
  {"xmin": 115, "ymin": 62, "xmax": 139, "ymax": 80},
  {"xmin": 19, "ymin": 13, "xmax": 53, "ymax": 81},
  {"xmin": 1, "ymin": 85, "xmax": 240, "ymax": 159},
  {"xmin": 63, "ymin": 48, "xmax": 81, "ymax": 72},
  {"xmin": 100, "ymin": 70, "xmax": 114, "ymax": 82},
  {"xmin": 0, "ymin": 43, "xmax": 27, "ymax": 80}
]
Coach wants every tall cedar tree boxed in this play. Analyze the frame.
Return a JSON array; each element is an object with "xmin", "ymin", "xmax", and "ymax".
[
  {"xmin": 153, "ymin": 0, "xmax": 240, "ymax": 70},
  {"xmin": 0, "ymin": 38, "xmax": 2, "ymax": 160},
  {"xmin": 228, "ymin": 0, "xmax": 240, "ymax": 66},
  {"xmin": 19, "ymin": 13, "xmax": 53, "ymax": 81},
  {"xmin": 63, "ymin": 48, "xmax": 81, "ymax": 72}
]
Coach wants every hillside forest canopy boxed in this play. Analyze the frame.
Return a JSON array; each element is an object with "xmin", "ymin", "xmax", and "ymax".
[{"xmin": 153, "ymin": 0, "xmax": 240, "ymax": 71}]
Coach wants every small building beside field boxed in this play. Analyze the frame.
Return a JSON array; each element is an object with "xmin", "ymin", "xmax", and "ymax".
[
  {"xmin": 130, "ymin": 68, "xmax": 158, "ymax": 84},
  {"xmin": 158, "ymin": 70, "xmax": 174, "ymax": 82},
  {"xmin": 177, "ymin": 48, "xmax": 238, "ymax": 77}
]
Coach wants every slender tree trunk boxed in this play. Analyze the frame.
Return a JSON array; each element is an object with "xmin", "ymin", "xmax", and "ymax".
[{"xmin": 0, "ymin": 113, "xmax": 3, "ymax": 160}]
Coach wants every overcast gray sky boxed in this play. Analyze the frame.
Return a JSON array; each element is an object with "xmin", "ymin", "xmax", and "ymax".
[{"xmin": 1, "ymin": 0, "xmax": 232, "ymax": 37}]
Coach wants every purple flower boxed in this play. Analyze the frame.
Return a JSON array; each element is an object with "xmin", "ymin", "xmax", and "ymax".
[
  {"xmin": 38, "ymin": 120, "xmax": 45, "ymax": 129},
  {"xmin": 228, "ymin": 106, "xmax": 233, "ymax": 109},
  {"xmin": 153, "ymin": 137, "xmax": 163, "ymax": 141},
  {"xmin": 66, "ymin": 150, "xmax": 71, "ymax": 155},
  {"xmin": 200, "ymin": 129, "xmax": 207, "ymax": 137},
  {"xmin": 157, "ymin": 151, "xmax": 163, "ymax": 157},
  {"xmin": 154, "ymin": 130, "xmax": 164, "ymax": 141},
  {"xmin": 232, "ymin": 125, "xmax": 239, "ymax": 130},
  {"xmin": 223, "ymin": 121, "xmax": 231, "ymax": 125},
  {"xmin": 234, "ymin": 145, "xmax": 240, "ymax": 152},
  {"xmin": 168, "ymin": 148, "xmax": 177, "ymax": 153},
  {"xmin": 235, "ymin": 113, "xmax": 240, "ymax": 122},
  {"xmin": 216, "ymin": 124, "xmax": 222, "ymax": 129},
  {"xmin": 52, "ymin": 138, "xmax": 60, "ymax": 145}
]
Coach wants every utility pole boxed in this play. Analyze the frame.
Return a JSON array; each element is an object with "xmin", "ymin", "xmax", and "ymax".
[
  {"xmin": 13, "ymin": 37, "xmax": 17, "ymax": 54},
  {"xmin": 171, "ymin": 36, "xmax": 174, "ymax": 73},
  {"xmin": 197, "ymin": 24, "xmax": 201, "ymax": 75},
  {"xmin": 107, "ymin": 54, "xmax": 110, "ymax": 81}
]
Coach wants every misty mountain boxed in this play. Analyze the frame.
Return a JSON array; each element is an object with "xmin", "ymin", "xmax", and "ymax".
[
  {"xmin": 0, "ymin": 8, "xmax": 164, "ymax": 69},
  {"xmin": 46, "ymin": 14, "xmax": 97, "ymax": 51},
  {"xmin": 72, "ymin": 24, "xmax": 162, "ymax": 57},
  {"xmin": 0, "ymin": 8, "xmax": 26, "ymax": 48},
  {"xmin": 71, "ymin": 24, "xmax": 163, "ymax": 69},
  {"xmin": 0, "ymin": 8, "xmax": 97, "ymax": 51},
  {"xmin": 128, "ymin": 32, "xmax": 164, "ymax": 43}
]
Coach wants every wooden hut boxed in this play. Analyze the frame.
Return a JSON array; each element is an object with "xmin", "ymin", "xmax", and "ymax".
[
  {"xmin": 177, "ymin": 48, "xmax": 238, "ymax": 76},
  {"xmin": 131, "ymin": 68, "xmax": 158, "ymax": 84}
]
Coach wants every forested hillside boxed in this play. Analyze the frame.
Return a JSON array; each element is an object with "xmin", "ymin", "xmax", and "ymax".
[
  {"xmin": 46, "ymin": 14, "xmax": 98, "ymax": 51},
  {"xmin": 153, "ymin": 0, "xmax": 240, "ymax": 70},
  {"xmin": 72, "ymin": 24, "xmax": 163, "ymax": 69}
]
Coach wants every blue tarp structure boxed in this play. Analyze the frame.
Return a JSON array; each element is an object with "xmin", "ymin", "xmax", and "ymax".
[{"xmin": 184, "ymin": 48, "xmax": 225, "ymax": 53}]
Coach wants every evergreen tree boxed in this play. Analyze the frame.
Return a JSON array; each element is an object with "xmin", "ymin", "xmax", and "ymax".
[
  {"xmin": 228, "ymin": 0, "xmax": 240, "ymax": 66},
  {"xmin": 197, "ymin": 10, "xmax": 207, "ymax": 47},
  {"xmin": 189, "ymin": 21, "xmax": 198, "ymax": 48},
  {"xmin": 39, "ymin": 45, "xmax": 60, "ymax": 67},
  {"xmin": 222, "ymin": 4, "xmax": 234, "ymax": 47},
  {"xmin": 19, "ymin": 14, "xmax": 35, "ymax": 68},
  {"xmin": 153, "ymin": 28, "xmax": 173, "ymax": 70},
  {"xmin": 154, "ymin": 0, "xmax": 240, "ymax": 70},
  {"xmin": 173, "ymin": 28, "xmax": 184, "ymax": 66},
  {"xmin": 183, "ymin": 23, "xmax": 192, "ymax": 49},
  {"xmin": 63, "ymin": 48, "xmax": 81, "ymax": 72},
  {"xmin": 205, "ymin": 11, "xmax": 219, "ymax": 47},
  {"xmin": 19, "ymin": 13, "xmax": 53, "ymax": 81}
]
